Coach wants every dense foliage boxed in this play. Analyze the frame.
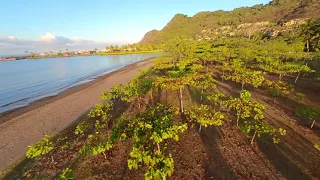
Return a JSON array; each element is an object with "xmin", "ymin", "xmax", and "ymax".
[{"xmin": 141, "ymin": 0, "xmax": 320, "ymax": 45}]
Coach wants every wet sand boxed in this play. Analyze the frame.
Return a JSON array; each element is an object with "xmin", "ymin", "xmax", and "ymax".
[{"xmin": 0, "ymin": 58, "xmax": 154, "ymax": 172}]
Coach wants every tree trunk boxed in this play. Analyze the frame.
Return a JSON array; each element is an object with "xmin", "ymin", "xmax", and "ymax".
[
  {"xmin": 311, "ymin": 120, "xmax": 315, "ymax": 129},
  {"xmin": 102, "ymin": 152, "xmax": 107, "ymax": 160},
  {"xmin": 150, "ymin": 91, "xmax": 153, "ymax": 105},
  {"xmin": 307, "ymin": 40, "xmax": 310, "ymax": 52},
  {"xmin": 236, "ymin": 116, "xmax": 240, "ymax": 127},
  {"xmin": 157, "ymin": 143, "xmax": 160, "ymax": 152},
  {"xmin": 179, "ymin": 88, "xmax": 184, "ymax": 113},
  {"xmin": 199, "ymin": 124, "xmax": 202, "ymax": 132},
  {"xmin": 138, "ymin": 96, "xmax": 141, "ymax": 109},
  {"xmin": 251, "ymin": 130, "xmax": 257, "ymax": 145},
  {"xmin": 222, "ymin": 71, "xmax": 224, "ymax": 81},
  {"xmin": 295, "ymin": 72, "xmax": 300, "ymax": 83},
  {"xmin": 242, "ymin": 83, "xmax": 244, "ymax": 90},
  {"xmin": 200, "ymin": 89, "xmax": 203, "ymax": 102},
  {"xmin": 166, "ymin": 90, "xmax": 168, "ymax": 103}
]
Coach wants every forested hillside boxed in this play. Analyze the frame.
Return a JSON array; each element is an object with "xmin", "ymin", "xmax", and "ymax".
[{"xmin": 141, "ymin": 0, "xmax": 320, "ymax": 44}]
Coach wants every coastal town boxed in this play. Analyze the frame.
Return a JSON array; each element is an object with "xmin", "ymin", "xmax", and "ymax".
[
  {"xmin": 0, "ymin": 44, "xmax": 160, "ymax": 61},
  {"xmin": 0, "ymin": 50, "xmax": 99, "ymax": 61}
]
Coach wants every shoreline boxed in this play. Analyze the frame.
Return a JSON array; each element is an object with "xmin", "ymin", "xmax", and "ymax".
[
  {"xmin": 0, "ymin": 57, "xmax": 153, "ymax": 124},
  {"xmin": 0, "ymin": 58, "xmax": 154, "ymax": 172},
  {"xmin": 1, "ymin": 51, "xmax": 162, "ymax": 61}
]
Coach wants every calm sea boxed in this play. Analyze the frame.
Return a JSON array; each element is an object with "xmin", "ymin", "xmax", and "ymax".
[{"xmin": 0, "ymin": 53, "xmax": 160, "ymax": 113}]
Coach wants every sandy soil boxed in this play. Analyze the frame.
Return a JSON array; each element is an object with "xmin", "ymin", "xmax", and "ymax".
[{"xmin": 0, "ymin": 58, "xmax": 154, "ymax": 172}]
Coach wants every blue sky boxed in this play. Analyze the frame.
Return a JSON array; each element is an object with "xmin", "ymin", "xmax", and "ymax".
[{"xmin": 0, "ymin": 0, "xmax": 270, "ymax": 55}]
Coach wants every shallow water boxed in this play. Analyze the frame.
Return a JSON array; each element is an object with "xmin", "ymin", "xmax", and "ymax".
[{"xmin": 0, "ymin": 53, "xmax": 160, "ymax": 113}]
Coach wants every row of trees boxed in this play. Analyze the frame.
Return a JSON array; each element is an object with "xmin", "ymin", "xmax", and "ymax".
[
  {"xmin": 25, "ymin": 21, "xmax": 319, "ymax": 178},
  {"xmin": 105, "ymin": 43, "xmax": 161, "ymax": 52}
]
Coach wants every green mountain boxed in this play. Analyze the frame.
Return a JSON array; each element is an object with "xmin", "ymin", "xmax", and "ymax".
[{"xmin": 140, "ymin": 0, "xmax": 320, "ymax": 44}]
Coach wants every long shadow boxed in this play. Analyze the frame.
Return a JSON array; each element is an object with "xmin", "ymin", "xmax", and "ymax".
[
  {"xmin": 221, "ymin": 78, "xmax": 320, "ymax": 135},
  {"xmin": 2, "ymin": 158, "xmax": 35, "ymax": 180},
  {"xmin": 214, "ymin": 79, "xmax": 320, "ymax": 179},
  {"xmin": 187, "ymin": 88, "xmax": 237, "ymax": 179},
  {"xmin": 257, "ymin": 136, "xmax": 311, "ymax": 180},
  {"xmin": 253, "ymin": 86, "xmax": 320, "ymax": 136},
  {"xmin": 199, "ymin": 126, "xmax": 237, "ymax": 179},
  {"xmin": 263, "ymin": 113, "xmax": 320, "ymax": 176},
  {"xmin": 3, "ymin": 100, "xmax": 131, "ymax": 180}
]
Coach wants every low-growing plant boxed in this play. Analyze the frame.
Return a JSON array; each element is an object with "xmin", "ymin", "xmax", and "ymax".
[
  {"xmin": 26, "ymin": 135, "xmax": 54, "ymax": 158},
  {"xmin": 242, "ymin": 121, "xmax": 286, "ymax": 144},
  {"xmin": 185, "ymin": 104, "xmax": 224, "ymax": 132},
  {"xmin": 296, "ymin": 93, "xmax": 306, "ymax": 100},
  {"xmin": 295, "ymin": 107, "xmax": 320, "ymax": 128},
  {"xmin": 223, "ymin": 68, "xmax": 265, "ymax": 90},
  {"xmin": 266, "ymin": 80, "xmax": 294, "ymax": 102},
  {"xmin": 74, "ymin": 121, "xmax": 90, "ymax": 135},
  {"xmin": 58, "ymin": 168, "xmax": 73, "ymax": 180},
  {"xmin": 80, "ymin": 104, "xmax": 188, "ymax": 179},
  {"xmin": 223, "ymin": 90, "xmax": 266, "ymax": 127}
]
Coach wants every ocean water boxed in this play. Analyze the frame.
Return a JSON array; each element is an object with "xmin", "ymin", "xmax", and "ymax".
[{"xmin": 0, "ymin": 53, "xmax": 160, "ymax": 113}]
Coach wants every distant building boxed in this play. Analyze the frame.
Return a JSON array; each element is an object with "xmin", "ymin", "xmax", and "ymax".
[
  {"xmin": 81, "ymin": 51, "xmax": 90, "ymax": 55},
  {"xmin": 63, "ymin": 53, "xmax": 70, "ymax": 56},
  {"xmin": 125, "ymin": 48, "xmax": 133, "ymax": 52},
  {"xmin": 3, "ymin": 57, "xmax": 16, "ymax": 61}
]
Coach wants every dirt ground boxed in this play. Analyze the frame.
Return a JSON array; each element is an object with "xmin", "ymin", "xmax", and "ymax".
[{"xmin": 1, "ymin": 68, "xmax": 320, "ymax": 180}]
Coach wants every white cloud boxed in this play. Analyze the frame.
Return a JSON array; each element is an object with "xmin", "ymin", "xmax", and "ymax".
[
  {"xmin": 72, "ymin": 37, "xmax": 81, "ymax": 42},
  {"xmin": 71, "ymin": 37, "xmax": 94, "ymax": 44},
  {"xmin": 39, "ymin": 32, "xmax": 56, "ymax": 42},
  {"xmin": 7, "ymin": 36, "xmax": 16, "ymax": 40},
  {"xmin": 0, "ymin": 33, "xmax": 110, "ymax": 56}
]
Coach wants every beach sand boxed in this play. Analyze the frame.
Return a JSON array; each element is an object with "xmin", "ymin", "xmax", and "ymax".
[{"xmin": 0, "ymin": 58, "xmax": 154, "ymax": 172}]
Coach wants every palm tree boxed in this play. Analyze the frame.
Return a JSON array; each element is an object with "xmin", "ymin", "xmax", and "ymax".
[{"xmin": 66, "ymin": 49, "xmax": 68, "ymax": 52}]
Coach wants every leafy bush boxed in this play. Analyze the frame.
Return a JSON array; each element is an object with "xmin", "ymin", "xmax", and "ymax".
[
  {"xmin": 74, "ymin": 121, "xmax": 90, "ymax": 135},
  {"xmin": 296, "ymin": 93, "xmax": 306, "ymax": 100},
  {"xmin": 295, "ymin": 107, "xmax": 320, "ymax": 128},
  {"xmin": 58, "ymin": 168, "xmax": 73, "ymax": 180},
  {"xmin": 26, "ymin": 135, "xmax": 54, "ymax": 158}
]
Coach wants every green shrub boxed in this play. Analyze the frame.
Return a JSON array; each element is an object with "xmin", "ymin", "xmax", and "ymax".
[
  {"xmin": 26, "ymin": 135, "xmax": 54, "ymax": 158},
  {"xmin": 58, "ymin": 168, "xmax": 73, "ymax": 180},
  {"xmin": 295, "ymin": 107, "xmax": 320, "ymax": 128},
  {"xmin": 296, "ymin": 93, "xmax": 306, "ymax": 100}
]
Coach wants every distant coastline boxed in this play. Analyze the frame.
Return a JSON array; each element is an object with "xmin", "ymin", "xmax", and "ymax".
[
  {"xmin": 97, "ymin": 50, "xmax": 163, "ymax": 56},
  {"xmin": 0, "ymin": 50, "xmax": 163, "ymax": 61}
]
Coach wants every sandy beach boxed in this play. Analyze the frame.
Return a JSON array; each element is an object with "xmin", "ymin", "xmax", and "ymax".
[{"xmin": 0, "ymin": 58, "xmax": 154, "ymax": 172}]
